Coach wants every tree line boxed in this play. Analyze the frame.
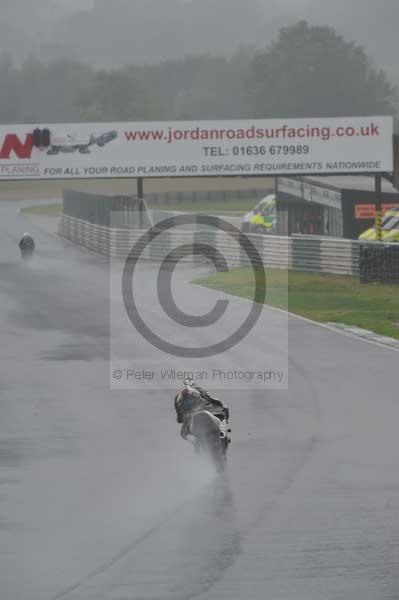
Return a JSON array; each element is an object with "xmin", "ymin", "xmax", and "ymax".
[{"xmin": 0, "ymin": 22, "xmax": 396, "ymax": 125}]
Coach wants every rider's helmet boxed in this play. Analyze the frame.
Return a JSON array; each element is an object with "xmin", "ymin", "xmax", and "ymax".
[
  {"xmin": 179, "ymin": 383, "xmax": 200, "ymax": 412},
  {"xmin": 183, "ymin": 377, "xmax": 194, "ymax": 387}
]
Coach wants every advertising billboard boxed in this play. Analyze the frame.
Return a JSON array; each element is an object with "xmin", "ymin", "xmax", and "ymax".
[{"xmin": 0, "ymin": 116, "xmax": 393, "ymax": 180}]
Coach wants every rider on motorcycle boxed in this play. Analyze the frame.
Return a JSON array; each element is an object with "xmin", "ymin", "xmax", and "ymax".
[
  {"xmin": 19, "ymin": 233, "xmax": 35, "ymax": 255},
  {"xmin": 174, "ymin": 379, "xmax": 230, "ymax": 441}
]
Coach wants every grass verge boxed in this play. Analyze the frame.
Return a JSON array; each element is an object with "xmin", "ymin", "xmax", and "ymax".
[
  {"xmin": 195, "ymin": 267, "xmax": 399, "ymax": 340},
  {"xmin": 21, "ymin": 203, "xmax": 62, "ymax": 217}
]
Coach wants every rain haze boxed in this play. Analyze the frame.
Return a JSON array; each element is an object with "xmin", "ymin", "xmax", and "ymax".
[
  {"xmin": 1, "ymin": 0, "xmax": 398, "ymax": 67},
  {"xmin": 0, "ymin": 0, "xmax": 398, "ymax": 122},
  {"xmin": 1, "ymin": 1, "xmax": 399, "ymax": 600}
]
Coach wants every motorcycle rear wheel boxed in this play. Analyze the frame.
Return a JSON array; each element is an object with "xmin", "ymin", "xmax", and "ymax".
[{"xmin": 207, "ymin": 435, "xmax": 228, "ymax": 473}]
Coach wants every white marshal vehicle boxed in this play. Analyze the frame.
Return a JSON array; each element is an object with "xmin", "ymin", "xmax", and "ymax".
[{"xmin": 241, "ymin": 194, "xmax": 277, "ymax": 234}]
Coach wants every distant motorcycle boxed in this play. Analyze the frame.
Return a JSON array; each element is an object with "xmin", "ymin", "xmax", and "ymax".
[{"xmin": 19, "ymin": 233, "xmax": 35, "ymax": 261}]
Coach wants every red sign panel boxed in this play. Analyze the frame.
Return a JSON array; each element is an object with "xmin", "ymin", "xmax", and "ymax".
[{"xmin": 355, "ymin": 203, "xmax": 399, "ymax": 219}]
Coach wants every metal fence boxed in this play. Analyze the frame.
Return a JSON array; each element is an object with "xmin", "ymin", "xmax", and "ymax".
[
  {"xmin": 143, "ymin": 188, "xmax": 268, "ymax": 207},
  {"xmin": 59, "ymin": 214, "xmax": 365, "ymax": 277},
  {"xmin": 359, "ymin": 243, "xmax": 399, "ymax": 283},
  {"xmin": 63, "ymin": 188, "xmax": 268, "ymax": 224},
  {"xmin": 59, "ymin": 190, "xmax": 399, "ymax": 279}
]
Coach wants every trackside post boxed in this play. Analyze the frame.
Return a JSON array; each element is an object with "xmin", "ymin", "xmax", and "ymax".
[{"xmin": 375, "ymin": 174, "xmax": 382, "ymax": 241}]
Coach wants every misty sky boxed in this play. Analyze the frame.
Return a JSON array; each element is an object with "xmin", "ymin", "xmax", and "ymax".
[{"xmin": 1, "ymin": 0, "xmax": 398, "ymax": 77}]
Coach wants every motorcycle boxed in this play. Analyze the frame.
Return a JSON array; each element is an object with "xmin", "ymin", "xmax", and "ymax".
[
  {"xmin": 189, "ymin": 407, "xmax": 231, "ymax": 473},
  {"xmin": 19, "ymin": 234, "xmax": 35, "ymax": 262}
]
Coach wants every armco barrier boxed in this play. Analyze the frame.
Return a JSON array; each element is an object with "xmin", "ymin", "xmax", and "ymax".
[
  {"xmin": 291, "ymin": 235, "xmax": 360, "ymax": 276},
  {"xmin": 59, "ymin": 214, "xmax": 364, "ymax": 276}
]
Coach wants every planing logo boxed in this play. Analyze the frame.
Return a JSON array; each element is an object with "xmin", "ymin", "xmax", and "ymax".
[
  {"xmin": 0, "ymin": 134, "xmax": 33, "ymax": 160},
  {"xmin": 0, "ymin": 129, "xmax": 118, "ymax": 160}
]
